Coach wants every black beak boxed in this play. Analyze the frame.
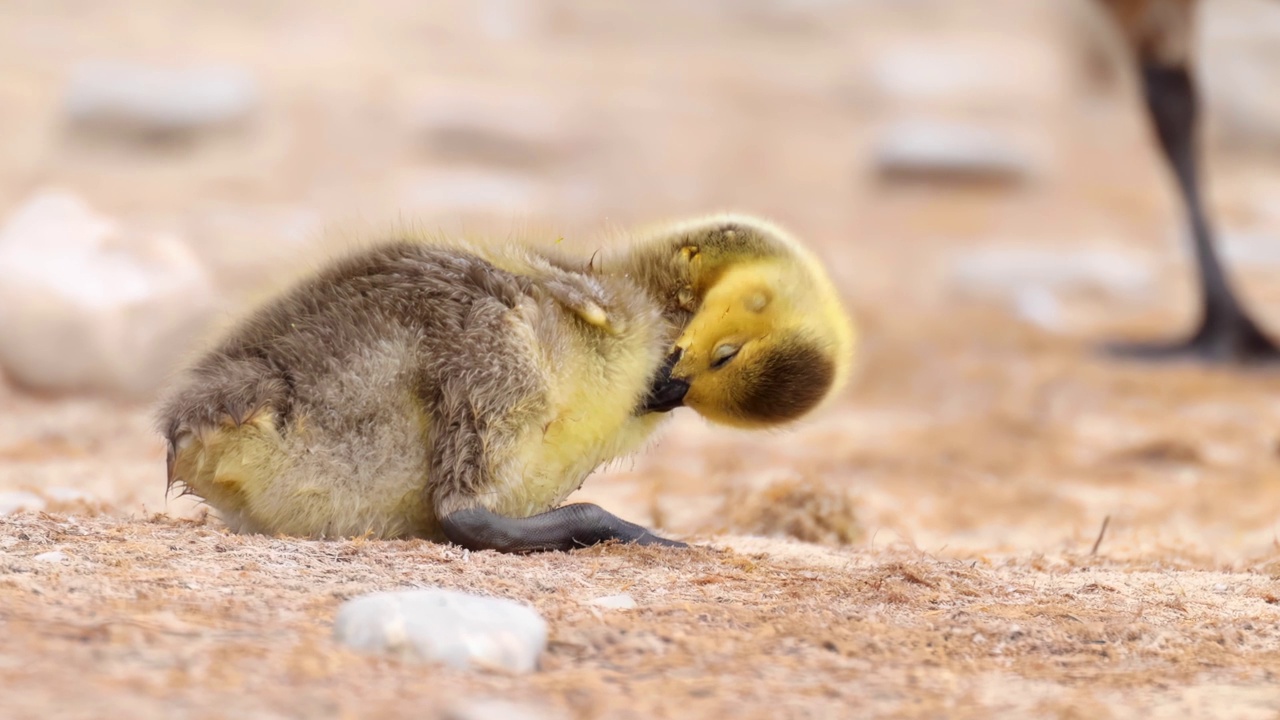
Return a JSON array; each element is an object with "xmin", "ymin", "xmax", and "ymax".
[{"xmin": 639, "ymin": 349, "xmax": 689, "ymax": 414}]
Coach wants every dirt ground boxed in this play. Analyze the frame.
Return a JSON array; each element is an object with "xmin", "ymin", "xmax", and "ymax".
[{"xmin": 3, "ymin": 1, "xmax": 1280, "ymax": 718}]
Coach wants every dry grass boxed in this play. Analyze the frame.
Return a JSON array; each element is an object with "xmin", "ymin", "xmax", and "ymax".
[
  {"xmin": 719, "ymin": 476, "xmax": 863, "ymax": 546},
  {"xmin": 3, "ymin": 511, "xmax": 1279, "ymax": 720}
]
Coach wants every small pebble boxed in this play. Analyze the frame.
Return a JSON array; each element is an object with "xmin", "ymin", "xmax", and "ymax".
[
  {"xmin": 1013, "ymin": 286, "xmax": 1063, "ymax": 332},
  {"xmin": 414, "ymin": 91, "xmax": 568, "ymax": 168},
  {"xmin": 63, "ymin": 60, "xmax": 258, "ymax": 143},
  {"xmin": 949, "ymin": 245, "xmax": 1154, "ymax": 301},
  {"xmin": 0, "ymin": 189, "xmax": 219, "ymax": 396},
  {"xmin": 871, "ymin": 119, "xmax": 1035, "ymax": 186},
  {"xmin": 333, "ymin": 588, "xmax": 547, "ymax": 674},
  {"xmin": 587, "ymin": 594, "xmax": 638, "ymax": 610},
  {"xmin": 399, "ymin": 168, "xmax": 545, "ymax": 215},
  {"xmin": 444, "ymin": 698, "xmax": 563, "ymax": 720},
  {"xmin": 0, "ymin": 491, "xmax": 46, "ymax": 516},
  {"xmin": 45, "ymin": 487, "xmax": 96, "ymax": 504},
  {"xmin": 1200, "ymin": 30, "xmax": 1280, "ymax": 152},
  {"xmin": 1223, "ymin": 233, "xmax": 1280, "ymax": 268},
  {"xmin": 868, "ymin": 38, "xmax": 1065, "ymax": 109}
]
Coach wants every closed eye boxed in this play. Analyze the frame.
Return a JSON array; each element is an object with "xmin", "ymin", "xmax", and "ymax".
[{"xmin": 711, "ymin": 344, "xmax": 740, "ymax": 369}]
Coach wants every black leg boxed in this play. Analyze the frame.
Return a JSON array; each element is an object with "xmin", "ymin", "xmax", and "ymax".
[
  {"xmin": 439, "ymin": 504, "xmax": 689, "ymax": 554},
  {"xmin": 1102, "ymin": 63, "xmax": 1279, "ymax": 364}
]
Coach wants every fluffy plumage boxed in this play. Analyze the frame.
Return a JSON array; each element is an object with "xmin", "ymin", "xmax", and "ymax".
[{"xmin": 155, "ymin": 213, "xmax": 856, "ymax": 549}]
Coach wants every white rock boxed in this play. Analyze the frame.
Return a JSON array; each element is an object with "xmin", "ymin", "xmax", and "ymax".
[
  {"xmin": 872, "ymin": 120, "xmax": 1036, "ymax": 185},
  {"xmin": 1200, "ymin": 1, "xmax": 1280, "ymax": 152},
  {"xmin": 1012, "ymin": 286, "xmax": 1064, "ymax": 332},
  {"xmin": 413, "ymin": 89, "xmax": 575, "ymax": 169},
  {"xmin": 1223, "ymin": 233, "xmax": 1280, "ymax": 269},
  {"xmin": 587, "ymin": 593, "xmax": 638, "ymax": 610},
  {"xmin": 33, "ymin": 551, "xmax": 67, "ymax": 563},
  {"xmin": 399, "ymin": 169, "xmax": 547, "ymax": 215},
  {"xmin": 333, "ymin": 589, "xmax": 547, "ymax": 674},
  {"xmin": 948, "ymin": 245, "xmax": 1155, "ymax": 300},
  {"xmin": 0, "ymin": 189, "xmax": 220, "ymax": 397},
  {"xmin": 868, "ymin": 37, "xmax": 1070, "ymax": 111},
  {"xmin": 444, "ymin": 698, "xmax": 563, "ymax": 720},
  {"xmin": 727, "ymin": 0, "xmax": 887, "ymax": 33},
  {"xmin": 64, "ymin": 61, "xmax": 258, "ymax": 142},
  {"xmin": 43, "ymin": 487, "xmax": 97, "ymax": 505},
  {"xmin": 0, "ymin": 491, "xmax": 46, "ymax": 516},
  {"xmin": 475, "ymin": 0, "xmax": 545, "ymax": 41}
]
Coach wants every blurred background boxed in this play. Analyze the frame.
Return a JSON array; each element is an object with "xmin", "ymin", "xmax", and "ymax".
[{"xmin": 3, "ymin": 0, "xmax": 1280, "ymax": 561}]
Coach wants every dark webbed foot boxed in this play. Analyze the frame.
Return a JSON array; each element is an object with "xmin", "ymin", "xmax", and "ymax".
[
  {"xmin": 1101, "ymin": 60, "xmax": 1280, "ymax": 368},
  {"xmin": 1101, "ymin": 313, "xmax": 1280, "ymax": 366},
  {"xmin": 440, "ymin": 504, "xmax": 689, "ymax": 554}
]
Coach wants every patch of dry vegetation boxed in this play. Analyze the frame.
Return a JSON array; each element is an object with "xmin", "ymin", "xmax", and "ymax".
[
  {"xmin": 3, "ymin": 512, "xmax": 1280, "ymax": 719},
  {"xmin": 718, "ymin": 475, "xmax": 863, "ymax": 546}
]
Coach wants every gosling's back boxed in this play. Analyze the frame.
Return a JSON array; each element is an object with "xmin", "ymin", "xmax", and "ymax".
[{"xmin": 157, "ymin": 240, "xmax": 672, "ymax": 540}]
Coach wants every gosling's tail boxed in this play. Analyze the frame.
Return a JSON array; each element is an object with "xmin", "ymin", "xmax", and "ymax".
[{"xmin": 156, "ymin": 354, "xmax": 295, "ymax": 498}]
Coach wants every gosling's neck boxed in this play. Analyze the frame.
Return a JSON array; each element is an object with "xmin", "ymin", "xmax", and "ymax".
[{"xmin": 600, "ymin": 235, "xmax": 694, "ymax": 321}]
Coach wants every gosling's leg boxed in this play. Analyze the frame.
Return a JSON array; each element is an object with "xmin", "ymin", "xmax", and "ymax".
[
  {"xmin": 426, "ymin": 329, "xmax": 686, "ymax": 555},
  {"xmin": 1099, "ymin": 54, "xmax": 1278, "ymax": 362},
  {"xmin": 440, "ymin": 504, "xmax": 688, "ymax": 554}
]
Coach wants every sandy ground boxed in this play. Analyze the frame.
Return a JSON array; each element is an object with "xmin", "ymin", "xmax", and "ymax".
[{"xmin": 3, "ymin": 1, "xmax": 1280, "ymax": 718}]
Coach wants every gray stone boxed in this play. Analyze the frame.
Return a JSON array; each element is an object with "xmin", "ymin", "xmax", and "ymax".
[
  {"xmin": 0, "ymin": 189, "xmax": 220, "ymax": 397},
  {"xmin": 443, "ymin": 698, "xmax": 563, "ymax": 720},
  {"xmin": 1011, "ymin": 286, "xmax": 1065, "ymax": 332},
  {"xmin": 586, "ymin": 593, "xmax": 637, "ymax": 610},
  {"xmin": 727, "ymin": 0, "xmax": 889, "ymax": 34},
  {"xmin": 399, "ymin": 168, "xmax": 547, "ymax": 215},
  {"xmin": 474, "ymin": 0, "xmax": 545, "ymax": 42},
  {"xmin": 63, "ymin": 61, "xmax": 258, "ymax": 143},
  {"xmin": 867, "ymin": 37, "xmax": 1070, "ymax": 112},
  {"xmin": 0, "ymin": 491, "xmax": 45, "ymax": 517},
  {"xmin": 1222, "ymin": 233, "xmax": 1280, "ymax": 269},
  {"xmin": 1200, "ymin": 0, "xmax": 1280, "ymax": 153},
  {"xmin": 33, "ymin": 551, "xmax": 67, "ymax": 563},
  {"xmin": 948, "ymin": 245, "xmax": 1155, "ymax": 300},
  {"xmin": 412, "ymin": 90, "xmax": 574, "ymax": 170},
  {"xmin": 946, "ymin": 245, "xmax": 1159, "ymax": 333},
  {"xmin": 43, "ymin": 487, "xmax": 97, "ymax": 505},
  {"xmin": 333, "ymin": 589, "xmax": 547, "ymax": 674},
  {"xmin": 871, "ymin": 120, "xmax": 1036, "ymax": 186}
]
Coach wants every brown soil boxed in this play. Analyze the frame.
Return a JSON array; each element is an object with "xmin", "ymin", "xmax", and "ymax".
[{"xmin": 3, "ymin": 1, "xmax": 1280, "ymax": 718}]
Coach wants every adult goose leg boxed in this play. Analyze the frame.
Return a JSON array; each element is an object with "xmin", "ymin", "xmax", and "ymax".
[{"xmin": 1097, "ymin": 0, "xmax": 1279, "ymax": 363}]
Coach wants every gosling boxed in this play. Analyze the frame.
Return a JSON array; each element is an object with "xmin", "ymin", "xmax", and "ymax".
[{"xmin": 155, "ymin": 214, "xmax": 856, "ymax": 553}]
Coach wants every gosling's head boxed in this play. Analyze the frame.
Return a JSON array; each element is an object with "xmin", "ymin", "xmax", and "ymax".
[{"xmin": 641, "ymin": 215, "xmax": 857, "ymax": 429}]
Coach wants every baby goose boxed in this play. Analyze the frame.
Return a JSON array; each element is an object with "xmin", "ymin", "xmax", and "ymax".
[{"xmin": 156, "ymin": 214, "xmax": 856, "ymax": 553}]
